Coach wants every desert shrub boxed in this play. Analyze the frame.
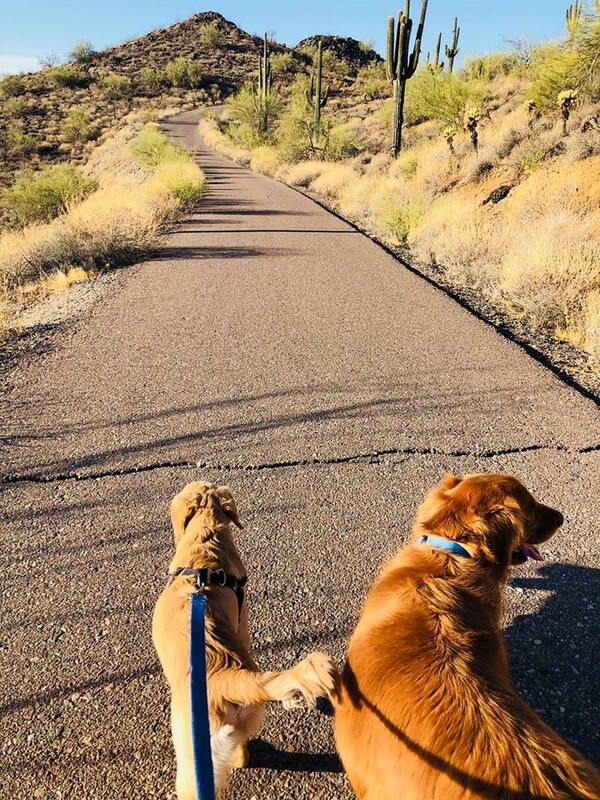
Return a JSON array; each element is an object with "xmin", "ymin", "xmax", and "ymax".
[
  {"xmin": 573, "ymin": 16, "xmax": 600, "ymax": 97},
  {"xmin": 138, "ymin": 67, "xmax": 162, "ymax": 94},
  {"xmin": 1, "ymin": 165, "xmax": 98, "ymax": 224},
  {"xmin": 68, "ymin": 41, "xmax": 96, "ymax": 63},
  {"xmin": 61, "ymin": 110, "xmax": 95, "ymax": 142},
  {"xmin": 99, "ymin": 73, "xmax": 130, "ymax": 99},
  {"xmin": 150, "ymin": 160, "xmax": 207, "ymax": 208},
  {"xmin": 528, "ymin": 44, "xmax": 578, "ymax": 110},
  {"xmin": 0, "ymin": 74, "xmax": 25, "ymax": 98},
  {"xmin": 406, "ymin": 70, "xmax": 486, "ymax": 128},
  {"xmin": 461, "ymin": 52, "xmax": 520, "ymax": 81},
  {"xmin": 6, "ymin": 127, "xmax": 36, "ymax": 157},
  {"xmin": 129, "ymin": 128, "xmax": 188, "ymax": 167},
  {"xmin": 322, "ymin": 50, "xmax": 353, "ymax": 77},
  {"xmin": 164, "ymin": 57, "xmax": 203, "ymax": 89},
  {"xmin": 249, "ymin": 146, "xmax": 282, "ymax": 175},
  {"xmin": 357, "ymin": 62, "xmax": 390, "ymax": 100},
  {"xmin": 3, "ymin": 96, "xmax": 27, "ymax": 118},
  {"xmin": 271, "ymin": 52, "xmax": 299, "ymax": 74},
  {"xmin": 226, "ymin": 85, "xmax": 282, "ymax": 143},
  {"xmin": 49, "ymin": 65, "xmax": 86, "ymax": 88},
  {"xmin": 199, "ymin": 23, "xmax": 225, "ymax": 46},
  {"xmin": 325, "ymin": 123, "xmax": 363, "ymax": 160},
  {"xmin": 381, "ymin": 196, "xmax": 423, "ymax": 244}
]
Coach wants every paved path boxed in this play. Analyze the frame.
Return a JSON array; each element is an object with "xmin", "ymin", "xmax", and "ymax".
[{"xmin": 2, "ymin": 109, "xmax": 599, "ymax": 799}]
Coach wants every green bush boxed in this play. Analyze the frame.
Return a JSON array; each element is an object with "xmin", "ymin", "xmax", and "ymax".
[
  {"xmin": 49, "ymin": 65, "xmax": 86, "ymax": 88},
  {"xmin": 3, "ymin": 96, "xmax": 28, "ymax": 118},
  {"xmin": 461, "ymin": 52, "xmax": 520, "ymax": 81},
  {"xmin": 357, "ymin": 62, "xmax": 390, "ymax": 100},
  {"xmin": 99, "ymin": 73, "xmax": 130, "ymax": 99},
  {"xmin": 1, "ymin": 165, "xmax": 98, "ymax": 224},
  {"xmin": 68, "ymin": 41, "xmax": 96, "ymax": 63},
  {"xmin": 138, "ymin": 67, "xmax": 162, "ymax": 94},
  {"xmin": 325, "ymin": 123, "xmax": 363, "ymax": 159},
  {"xmin": 270, "ymin": 52, "xmax": 299, "ymax": 74},
  {"xmin": 199, "ymin": 23, "xmax": 225, "ymax": 46},
  {"xmin": 0, "ymin": 74, "xmax": 25, "ymax": 98},
  {"xmin": 164, "ymin": 57, "xmax": 203, "ymax": 89},
  {"xmin": 226, "ymin": 85, "xmax": 282, "ymax": 142},
  {"xmin": 322, "ymin": 50, "xmax": 353, "ymax": 78},
  {"xmin": 61, "ymin": 111, "xmax": 96, "ymax": 143},
  {"xmin": 528, "ymin": 44, "xmax": 578, "ymax": 110},
  {"xmin": 6, "ymin": 127, "xmax": 36, "ymax": 157},
  {"xmin": 405, "ymin": 70, "xmax": 487, "ymax": 128},
  {"xmin": 129, "ymin": 128, "xmax": 189, "ymax": 167}
]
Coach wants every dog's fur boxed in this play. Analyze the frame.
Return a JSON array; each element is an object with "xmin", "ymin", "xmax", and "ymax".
[
  {"xmin": 153, "ymin": 481, "xmax": 337, "ymax": 799},
  {"xmin": 334, "ymin": 473, "xmax": 600, "ymax": 800}
]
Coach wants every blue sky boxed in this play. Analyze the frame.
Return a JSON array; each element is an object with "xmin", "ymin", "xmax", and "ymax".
[{"xmin": 1, "ymin": 0, "xmax": 582, "ymax": 75}]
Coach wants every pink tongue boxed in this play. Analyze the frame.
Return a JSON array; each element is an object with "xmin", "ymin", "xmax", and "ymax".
[{"xmin": 520, "ymin": 543, "xmax": 544, "ymax": 561}]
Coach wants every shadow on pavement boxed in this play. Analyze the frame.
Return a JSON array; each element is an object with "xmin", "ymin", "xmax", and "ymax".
[
  {"xmin": 248, "ymin": 738, "xmax": 343, "ymax": 774},
  {"xmin": 505, "ymin": 562, "xmax": 600, "ymax": 764}
]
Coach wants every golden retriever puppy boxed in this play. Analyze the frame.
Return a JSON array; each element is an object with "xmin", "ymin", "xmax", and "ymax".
[
  {"xmin": 153, "ymin": 481, "xmax": 337, "ymax": 799},
  {"xmin": 334, "ymin": 473, "xmax": 600, "ymax": 800}
]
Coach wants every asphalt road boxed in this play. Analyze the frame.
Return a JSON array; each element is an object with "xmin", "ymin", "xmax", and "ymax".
[{"xmin": 1, "ymin": 109, "xmax": 599, "ymax": 800}]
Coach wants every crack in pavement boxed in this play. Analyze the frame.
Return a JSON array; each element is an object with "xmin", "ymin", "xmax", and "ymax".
[{"xmin": 3, "ymin": 442, "xmax": 600, "ymax": 485}]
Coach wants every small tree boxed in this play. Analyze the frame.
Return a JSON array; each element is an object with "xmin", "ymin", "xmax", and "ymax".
[{"xmin": 68, "ymin": 41, "xmax": 95, "ymax": 63}]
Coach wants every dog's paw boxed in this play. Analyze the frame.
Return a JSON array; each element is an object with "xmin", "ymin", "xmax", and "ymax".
[{"xmin": 293, "ymin": 652, "xmax": 340, "ymax": 706}]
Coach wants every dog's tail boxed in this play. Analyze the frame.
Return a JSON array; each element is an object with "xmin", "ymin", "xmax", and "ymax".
[{"xmin": 209, "ymin": 651, "xmax": 340, "ymax": 709}]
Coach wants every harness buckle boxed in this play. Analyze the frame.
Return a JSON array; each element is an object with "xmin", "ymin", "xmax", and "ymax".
[
  {"xmin": 211, "ymin": 569, "xmax": 227, "ymax": 587},
  {"xmin": 194, "ymin": 571, "xmax": 207, "ymax": 595}
]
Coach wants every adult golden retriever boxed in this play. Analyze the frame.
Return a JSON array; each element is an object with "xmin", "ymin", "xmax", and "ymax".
[
  {"xmin": 334, "ymin": 473, "xmax": 600, "ymax": 800},
  {"xmin": 153, "ymin": 481, "xmax": 337, "ymax": 799}
]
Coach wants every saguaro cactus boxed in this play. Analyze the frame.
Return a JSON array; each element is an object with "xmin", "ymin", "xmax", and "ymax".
[
  {"xmin": 429, "ymin": 32, "xmax": 444, "ymax": 73},
  {"xmin": 256, "ymin": 32, "xmax": 272, "ymax": 133},
  {"xmin": 386, "ymin": 0, "xmax": 429, "ymax": 157},
  {"xmin": 445, "ymin": 17, "xmax": 460, "ymax": 74},
  {"xmin": 566, "ymin": 1, "xmax": 582, "ymax": 49},
  {"xmin": 305, "ymin": 39, "xmax": 329, "ymax": 146}
]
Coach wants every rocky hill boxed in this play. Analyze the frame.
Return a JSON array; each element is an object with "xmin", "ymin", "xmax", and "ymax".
[
  {"xmin": 1, "ymin": 12, "xmax": 367, "ymax": 222},
  {"xmin": 295, "ymin": 35, "xmax": 382, "ymax": 74}
]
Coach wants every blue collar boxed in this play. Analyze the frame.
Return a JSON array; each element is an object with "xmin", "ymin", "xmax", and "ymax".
[{"xmin": 416, "ymin": 534, "xmax": 471, "ymax": 558}]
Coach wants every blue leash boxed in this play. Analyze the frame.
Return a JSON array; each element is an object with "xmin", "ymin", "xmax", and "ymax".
[{"xmin": 190, "ymin": 592, "xmax": 216, "ymax": 800}]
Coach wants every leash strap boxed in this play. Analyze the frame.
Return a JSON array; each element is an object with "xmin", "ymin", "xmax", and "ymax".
[{"xmin": 190, "ymin": 593, "xmax": 215, "ymax": 800}]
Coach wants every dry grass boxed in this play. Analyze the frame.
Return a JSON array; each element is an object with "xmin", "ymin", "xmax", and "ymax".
[{"xmin": 0, "ymin": 120, "xmax": 206, "ymax": 330}]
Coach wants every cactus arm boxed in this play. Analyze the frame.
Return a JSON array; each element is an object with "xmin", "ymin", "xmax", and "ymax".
[{"xmin": 386, "ymin": 16, "xmax": 396, "ymax": 79}]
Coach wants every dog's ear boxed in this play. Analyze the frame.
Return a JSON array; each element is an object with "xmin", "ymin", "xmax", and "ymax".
[
  {"xmin": 170, "ymin": 482, "xmax": 212, "ymax": 544},
  {"xmin": 481, "ymin": 498, "xmax": 524, "ymax": 566},
  {"xmin": 438, "ymin": 473, "xmax": 462, "ymax": 492},
  {"xmin": 416, "ymin": 473, "xmax": 462, "ymax": 529},
  {"xmin": 215, "ymin": 486, "xmax": 243, "ymax": 529}
]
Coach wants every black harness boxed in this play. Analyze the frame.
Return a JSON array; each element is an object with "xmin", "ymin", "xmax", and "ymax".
[{"xmin": 169, "ymin": 567, "xmax": 247, "ymax": 618}]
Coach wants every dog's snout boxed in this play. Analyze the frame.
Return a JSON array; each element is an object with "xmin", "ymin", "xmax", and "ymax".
[{"xmin": 540, "ymin": 504, "xmax": 563, "ymax": 530}]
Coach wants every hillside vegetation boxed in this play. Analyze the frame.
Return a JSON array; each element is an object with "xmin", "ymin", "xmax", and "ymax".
[
  {"xmin": 203, "ymin": 8, "xmax": 600, "ymax": 370},
  {"xmin": 0, "ymin": 114, "xmax": 206, "ymax": 326}
]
